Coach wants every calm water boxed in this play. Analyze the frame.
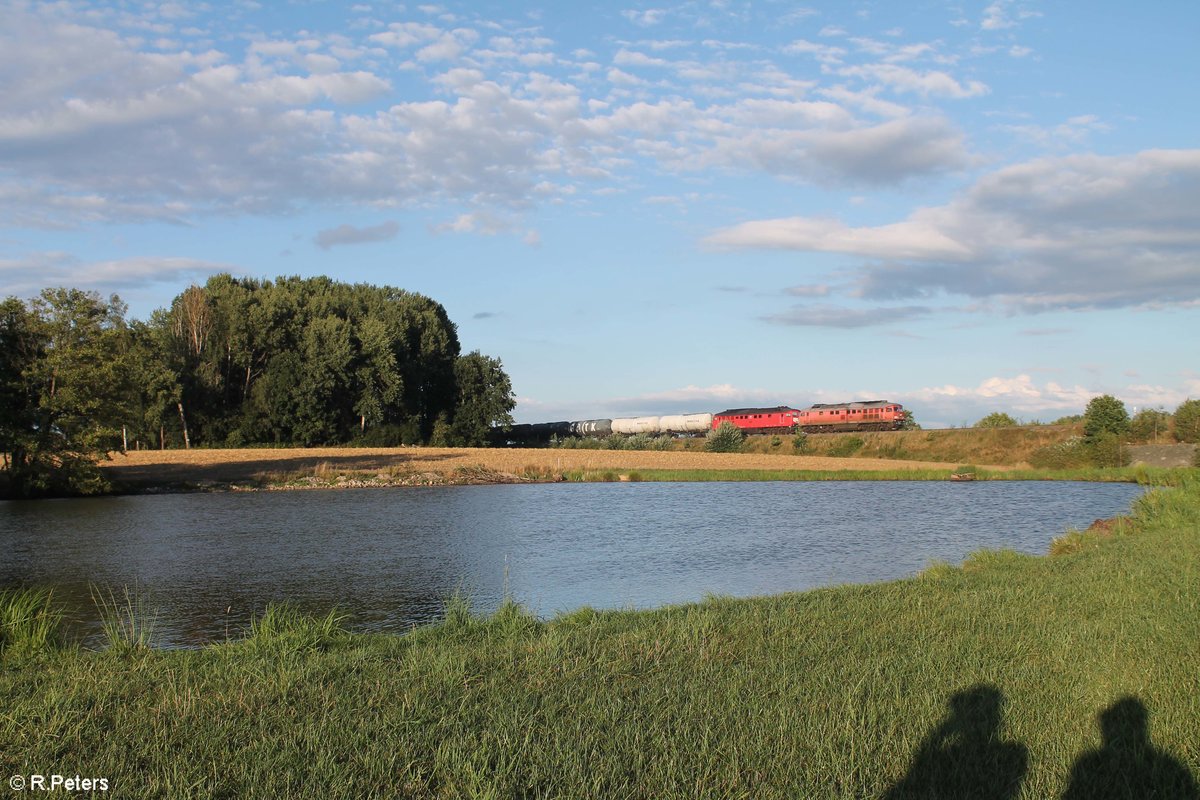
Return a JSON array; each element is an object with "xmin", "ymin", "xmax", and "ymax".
[{"xmin": 1, "ymin": 481, "xmax": 1145, "ymax": 647}]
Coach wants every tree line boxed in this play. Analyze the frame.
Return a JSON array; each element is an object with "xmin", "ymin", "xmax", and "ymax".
[{"xmin": 1, "ymin": 275, "xmax": 515, "ymax": 497}]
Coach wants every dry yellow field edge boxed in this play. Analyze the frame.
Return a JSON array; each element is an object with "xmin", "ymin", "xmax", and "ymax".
[{"xmin": 99, "ymin": 446, "xmax": 1006, "ymax": 489}]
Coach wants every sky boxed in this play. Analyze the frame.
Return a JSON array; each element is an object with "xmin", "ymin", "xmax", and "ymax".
[{"xmin": 1, "ymin": 0, "xmax": 1198, "ymax": 428}]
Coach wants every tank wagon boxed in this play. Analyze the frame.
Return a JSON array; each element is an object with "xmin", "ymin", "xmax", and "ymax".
[
  {"xmin": 610, "ymin": 413, "xmax": 713, "ymax": 435},
  {"xmin": 795, "ymin": 401, "xmax": 904, "ymax": 433},
  {"xmin": 502, "ymin": 413, "xmax": 714, "ymax": 443}
]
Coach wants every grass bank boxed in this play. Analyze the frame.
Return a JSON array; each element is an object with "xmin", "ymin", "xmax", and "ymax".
[
  {"xmin": 3, "ymin": 476, "xmax": 1198, "ymax": 798},
  {"xmin": 561, "ymin": 464, "xmax": 1189, "ymax": 486}
]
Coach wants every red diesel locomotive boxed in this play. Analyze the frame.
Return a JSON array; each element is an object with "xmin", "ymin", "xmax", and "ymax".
[{"xmin": 714, "ymin": 401, "xmax": 905, "ymax": 434}]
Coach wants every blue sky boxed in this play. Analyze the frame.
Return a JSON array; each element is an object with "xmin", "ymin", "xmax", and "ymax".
[{"xmin": 1, "ymin": 0, "xmax": 1197, "ymax": 427}]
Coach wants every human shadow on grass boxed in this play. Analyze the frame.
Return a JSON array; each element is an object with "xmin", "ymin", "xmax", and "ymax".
[
  {"xmin": 1060, "ymin": 696, "xmax": 1198, "ymax": 800},
  {"xmin": 883, "ymin": 684, "xmax": 1027, "ymax": 800}
]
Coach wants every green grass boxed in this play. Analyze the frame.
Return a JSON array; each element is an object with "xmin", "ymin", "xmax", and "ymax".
[
  {"xmin": 2, "ymin": 479, "xmax": 1198, "ymax": 798},
  {"xmin": 0, "ymin": 587, "xmax": 62, "ymax": 659},
  {"xmin": 563, "ymin": 465, "xmax": 1193, "ymax": 486}
]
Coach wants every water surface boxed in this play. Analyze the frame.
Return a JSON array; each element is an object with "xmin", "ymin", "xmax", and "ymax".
[{"xmin": 1, "ymin": 481, "xmax": 1145, "ymax": 647}]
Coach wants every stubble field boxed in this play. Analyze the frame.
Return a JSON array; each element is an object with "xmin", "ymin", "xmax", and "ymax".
[{"xmin": 101, "ymin": 446, "xmax": 985, "ymax": 488}]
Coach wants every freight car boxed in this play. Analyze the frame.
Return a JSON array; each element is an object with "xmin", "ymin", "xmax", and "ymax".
[
  {"xmin": 501, "ymin": 413, "xmax": 715, "ymax": 443},
  {"xmin": 794, "ymin": 401, "xmax": 905, "ymax": 433}
]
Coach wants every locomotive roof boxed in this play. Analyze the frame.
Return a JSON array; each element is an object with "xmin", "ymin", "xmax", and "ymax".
[
  {"xmin": 714, "ymin": 406, "xmax": 801, "ymax": 415},
  {"xmin": 807, "ymin": 400, "xmax": 895, "ymax": 409}
]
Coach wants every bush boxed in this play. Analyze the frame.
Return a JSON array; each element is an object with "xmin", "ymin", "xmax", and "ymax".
[
  {"xmin": 1087, "ymin": 432, "xmax": 1130, "ymax": 468},
  {"xmin": 705, "ymin": 422, "xmax": 745, "ymax": 453},
  {"xmin": 976, "ymin": 412, "xmax": 1018, "ymax": 428},
  {"xmin": 1174, "ymin": 399, "xmax": 1200, "ymax": 443},
  {"xmin": 792, "ymin": 430, "xmax": 809, "ymax": 453},
  {"xmin": 1028, "ymin": 436, "xmax": 1092, "ymax": 469}
]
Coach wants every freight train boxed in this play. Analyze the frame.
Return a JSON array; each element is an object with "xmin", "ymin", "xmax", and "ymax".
[{"xmin": 500, "ymin": 401, "xmax": 906, "ymax": 443}]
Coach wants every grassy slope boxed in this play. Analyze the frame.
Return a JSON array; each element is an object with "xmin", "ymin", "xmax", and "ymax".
[
  {"xmin": 2, "ymin": 477, "xmax": 1198, "ymax": 799},
  {"xmin": 701, "ymin": 424, "xmax": 1085, "ymax": 466}
]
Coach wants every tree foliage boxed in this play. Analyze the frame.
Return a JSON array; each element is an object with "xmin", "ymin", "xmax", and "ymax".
[
  {"xmin": 1, "ymin": 290, "xmax": 130, "ymax": 497},
  {"xmin": 975, "ymin": 411, "xmax": 1018, "ymax": 428},
  {"xmin": 1082, "ymin": 395, "xmax": 1130, "ymax": 441},
  {"xmin": 1, "ymin": 276, "xmax": 516, "ymax": 497},
  {"xmin": 1129, "ymin": 408, "xmax": 1172, "ymax": 443},
  {"xmin": 1173, "ymin": 399, "xmax": 1200, "ymax": 444},
  {"xmin": 898, "ymin": 410, "xmax": 921, "ymax": 431},
  {"xmin": 450, "ymin": 352, "xmax": 516, "ymax": 446}
]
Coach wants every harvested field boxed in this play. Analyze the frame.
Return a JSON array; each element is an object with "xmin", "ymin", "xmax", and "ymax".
[{"xmin": 101, "ymin": 446, "xmax": 994, "ymax": 489}]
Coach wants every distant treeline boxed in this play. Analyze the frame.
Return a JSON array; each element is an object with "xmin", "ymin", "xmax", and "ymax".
[{"xmin": 0, "ymin": 274, "xmax": 515, "ymax": 497}]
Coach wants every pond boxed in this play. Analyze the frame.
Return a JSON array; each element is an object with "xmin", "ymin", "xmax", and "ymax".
[{"xmin": 0, "ymin": 480, "xmax": 1146, "ymax": 647}]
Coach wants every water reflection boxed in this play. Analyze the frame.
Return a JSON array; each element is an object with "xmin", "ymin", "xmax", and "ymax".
[{"xmin": 1, "ymin": 481, "xmax": 1145, "ymax": 647}]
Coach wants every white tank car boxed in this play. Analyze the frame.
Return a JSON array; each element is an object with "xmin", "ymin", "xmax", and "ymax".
[
  {"xmin": 658, "ymin": 413, "xmax": 713, "ymax": 433},
  {"xmin": 610, "ymin": 416, "xmax": 661, "ymax": 435}
]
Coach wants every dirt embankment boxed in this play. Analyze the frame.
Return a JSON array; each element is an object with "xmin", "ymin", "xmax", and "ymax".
[
  {"xmin": 1126, "ymin": 443, "xmax": 1195, "ymax": 468},
  {"xmin": 101, "ymin": 446, "xmax": 989, "ymax": 491}
]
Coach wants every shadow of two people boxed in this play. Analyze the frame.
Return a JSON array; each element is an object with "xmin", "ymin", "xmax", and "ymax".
[{"xmin": 883, "ymin": 685, "xmax": 1197, "ymax": 799}]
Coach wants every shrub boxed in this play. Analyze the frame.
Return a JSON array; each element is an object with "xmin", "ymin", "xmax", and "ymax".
[
  {"xmin": 1028, "ymin": 436, "xmax": 1092, "ymax": 469},
  {"xmin": 1087, "ymin": 432, "xmax": 1130, "ymax": 468},
  {"xmin": 705, "ymin": 422, "xmax": 745, "ymax": 453},
  {"xmin": 975, "ymin": 412, "xmax": 1018, "ymax": 428},
  {"xmin": 792, "ymin": 430, "xmax": 809, "ymax": 453}
]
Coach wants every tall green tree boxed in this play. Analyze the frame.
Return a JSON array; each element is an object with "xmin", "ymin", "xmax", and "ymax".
[
  {"xmin": 1173, "ymin": 399, "xmax": 1200, "ymax": 443},
  {"xmin": 2, "ymin": 290, "xmax": 130, "ymax": 497},
  {"xmin": 450, "ymin": 351, "xmax": 516, "ymax": 446},
  {"xmin": 1082, "ymin": 395, "xmax": 1130, "ymax": 441}
]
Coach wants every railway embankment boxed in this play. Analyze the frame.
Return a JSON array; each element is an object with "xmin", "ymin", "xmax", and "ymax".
[{"xmin": 4, "ymin": 472, "xmax": 1197, "ymax": 797}]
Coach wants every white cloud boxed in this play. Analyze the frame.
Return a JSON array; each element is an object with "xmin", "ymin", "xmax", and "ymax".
[
  {"xmin": 0, "ymin": 252, "xmax": 235, "ymax": 297},
  {"xmin": 0, "ymin": 3, "xmax": 992, "ymax": 232},
  {"xmin": 705, "ymin": 149, "xmax": 1200, "ymax": 312},
  {"xmin": 838, "ymin": 64, "xmax": 989, "ymax": 98},
  {"xmin": 621, "ymin": 9, "xmax": 668, "ymax": 27}
]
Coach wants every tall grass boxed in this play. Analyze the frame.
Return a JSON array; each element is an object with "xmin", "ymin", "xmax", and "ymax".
[
  {"xmin": 0, "ymin": 587, "xmax": 62, "ymax": 658},
  {"xmin": 247, "ymin": 603, "xmax": 349, "ymax": 652},
  {"xmin": 92, "ymin": 585, "xmax": 158, "ymax": 651}
]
